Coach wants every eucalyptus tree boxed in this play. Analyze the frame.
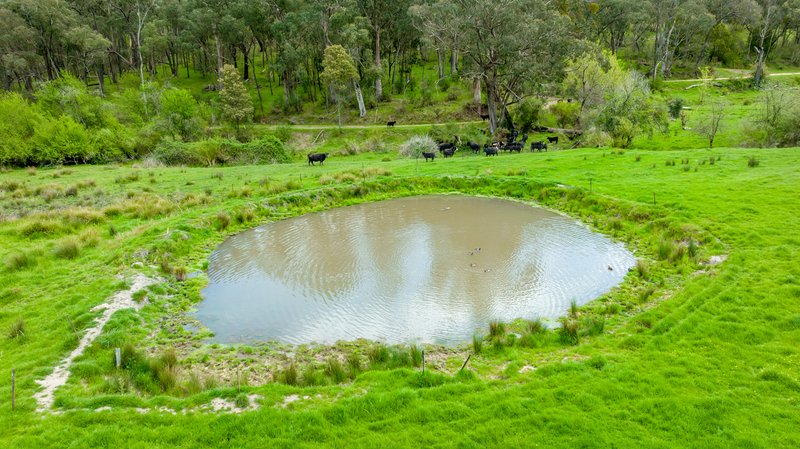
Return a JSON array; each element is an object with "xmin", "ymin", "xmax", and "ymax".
[
  {"xmin": 455, "ymin": 0, "xmax": 573, "ymax": 133},
  {"xmin": 0, "ymin": 7, "xmax": 41, "ymax": 89}
]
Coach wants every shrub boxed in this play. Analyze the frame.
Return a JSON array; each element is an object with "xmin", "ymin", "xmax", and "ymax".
[
  {"xmin": 514, "ymin": 98, "xmax": 544, "ymax": 132},
  {"xmin": 33, "ymin": 115, "xmax": 96, "ymax": 165},
  {"xmin": 550, "ymin": 101, "xmax": 580, "ymax": 128},
  {"xmin": 399, "ymin": 135, "xmax": 438, "ymax": 159},
  {"xmin": 668, "ymin": 98, "xmax": 685, "ymax": 119}
]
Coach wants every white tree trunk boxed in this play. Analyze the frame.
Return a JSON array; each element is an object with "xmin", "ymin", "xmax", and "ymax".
[{"xmin": 354, "ymin": 79, "xmax": 367, "ymax": 117}]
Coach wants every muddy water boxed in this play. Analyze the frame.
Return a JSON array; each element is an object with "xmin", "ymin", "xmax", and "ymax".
[{"xmin": 196, "ymin": 196, "xmax": 635, "ymax": 345}]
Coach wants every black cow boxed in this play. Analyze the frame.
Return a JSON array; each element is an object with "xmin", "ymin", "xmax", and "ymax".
[
  {"xmin": 443, "ymin": 148, "xmax": 457, "ymax": 158},
  {"xmin": 509, "ymin": 130, "xmax": 519, "ymax": 143},
  {"xmin": 520, "ymin": 133, "xmax": 528, "ymax": 145},
  {"xmin": 467, "ymin": 141, "xmax": 481, "ymax": 154},
  {"xmin": 483, "ymin": 145, "xmax": 498, "ymax": 156},
  {"xmin": 505, "ymin": 142, "xmax": 523, "ymax": 153},
  {"xmin": 307, "ymin": 153, "xmax": 330, "ymax": 165},
  {"xmin": 530, "ymin": 141, "xmax": 547, "ymax": 152},
  {"xmin": 547, "ymin": 136, "xmax": 559, "ymax": 144},
  {"xmin": 480, "ymin": 114, "xmax": 490, "ymax": 121},
  {"xmin": 438, "ymin": 142, "xmax": 456, "ymax": 153},
  {"xmin": 387, "ymin": 121, "xmax": 396, "ymax": 127},
  {"xmin": 422, "ymin": 152, "xmax": 436, "ymax": 162}
]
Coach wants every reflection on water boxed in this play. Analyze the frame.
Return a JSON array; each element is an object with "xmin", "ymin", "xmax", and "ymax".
[{"xmin": 195, "ymin": 195, "xmax": 635, "ymax": 345}]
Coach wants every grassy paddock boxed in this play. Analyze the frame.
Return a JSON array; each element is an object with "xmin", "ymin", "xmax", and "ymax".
[{"xmin": 1, "ymin": 146, "xmax": 799, "ymax": 447}]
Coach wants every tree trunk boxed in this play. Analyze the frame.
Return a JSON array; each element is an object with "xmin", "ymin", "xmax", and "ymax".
[
  {"xmin": 374, "ymin": 27, "xmax": 382, "ymax": 101},
  {"xmin": 214, "ymin": 28, "xmax": 224, "ymax": 78},
  {"xmin": 96, "ymin": 63, "xmax": 105, "ymax": 97},
  {"xmin": 354, "ymin": 79, "xmax": 367, "ymax": 117},
  {"xmin": 486, "ymin": 79, "xmax": 497, "ymax": 134},
  {"xmin": 242, "ymin": 45, "xmax": 249, "ymax": 80},
  {"xmin": 250, "ymin": 49, "xmax": 265, "ymax": 118},
  {"xmin": 437, "ymin": 49, "xmax": 444, "ymax": 79},
  {"xmin": 450, "ymin": 49, "xmax": 457, "ymax": 75},
  {"xmin": 472, "ymin": 77, "xmax": 481, "ymax": 106}
]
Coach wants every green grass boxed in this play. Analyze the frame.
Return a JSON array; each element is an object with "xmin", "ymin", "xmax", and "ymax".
[{"xmin": 1, "ymin": 128, "xmax": 800, "ymax": 446}]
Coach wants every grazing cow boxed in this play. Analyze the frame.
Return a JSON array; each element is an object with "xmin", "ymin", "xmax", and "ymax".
[
  {"xmin": 480, "ymin": 114, "xmax": 490, "ymax": 121},
  {"xmin": 509, "ymin": 130, "xmax": 519, "ymax": 143},
  {"xmin": 443, "ymin": 148, "xmax": 457, "ymax": 158},
  {"xmin": 467, "ymin": 141, "xmax": 481, "ymax": 154},
  {"xmin": 520, "ymin": 133, "xmax": 528, "ymax": 145},
  {"xmin": 530, "ymin": 141, "xmax": 547, "ymax": 152},
  {"xmin": 483, "ymin": 145, "xmax": 498, "ymax": 156},
  {"xmin": 507, "ymin": 142, "xmax": 523, "ymax": 153},
  {"xmin": 438, "ymin": 142, "xmax": 456, "ymax": 153},
  {"xmin": 547, "ymin": 136, "xmax": 559, "ymax": 144},
  {"xmin": 307, "ymin": 153, "xmax": 330, "ymax": 165},
  {"xmin": 422, "ymin": 151, "xmax": 436, "ymax": 162},
  {"xmin": 387, "ymin": 121, "xmax": 396, "ymax": 127}
]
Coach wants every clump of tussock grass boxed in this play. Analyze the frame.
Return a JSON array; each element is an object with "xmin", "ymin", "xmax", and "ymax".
[
  {"xmin": 635, "ymin": 154, "xmax": 641, "ymax": 162},
  {"xmin": 6, "ymin": 252, "xmax": 35, "ymax": 271},
  {"xmin": 64, "ymin": 185, "xmax": 79, "ymax": 197},
  {"xmin": 526, "ymin": 318, "xmax": 545, "ymax": 334},
  {"xmin": 234, "ymin": 207, "xmax": 256, "ymax": 224},
  {"xmin": 657, "ymin": 238, "xmax": 675, "ymax": 260},
  {"xmin": 558, "ymin": 317, "xmax": 580, "ymax": 345},
  {"xmin": 635, "ymin": 260, "xmax": 649, "ymax": 278},
  {"xmin": 279, "ymin": 362, "xmax": 298, "ymax": 385},
  {"xmin": 0, "ymin": 180, "xmax": 22, "ymax": 192},
  {"xmin": 582, "ymin": 316, "xmax": 605, "ymax": 336},
  {"xmin": 368, "ymin": 343, "xmax": 390, "ymax": 366},
  {"xmin": 638, "ymin": 286, "xmax": 656, "ymax": 304},
  {"xmin": 78, "ymin": 228, "xmax": 101, "ymax": 248},
  {"xmin": 53, "ymin": 238, "xmax": 81, "ymax": 259},
  {"xmin": 215, "ymin": 212, "xmax": 231, "ymax": 231},
  {"xmin": 346, "ymin": 352, "xmax": 362, "ymax": 377},
  {"xmin": 665, "ymin": 159, "xmax": 676, "ymax": 167},
  {"xmin": 7, "ymin": 317, "xmax": 25, "ymax": 339},
  {"xmin": 669, "ymin": 243, "xmax": 687, "ymax": 263},
  {"xmin": 747, "ymin": 156, "xmax": 760, "ymax": 168},
  {"xmin": 106, "ymin": 194, "xmax": 175, "ymax": 219},
  {"xmin": 569, "ymin": 299, "xmax": 579, "ymax": 318},
  {"xmin": 234, "ymin": 393, "xmax": 249, "ymax": 409},
  {"xmin": 115, "ymin": 172, "xmax": 140, "ymax": 184},
  {"xmin": 688, "ymin": 239, "xmax": 698, "ymax": 258},
  {"xmin": 488, "ymin": 320, "xmax": 506, "ymax": 339},
  {"xmin": 608, "ymin": 216, "xmax": 623, "ymax": 231},
  {"xmin": 472, "ymin": 334, "xmax": 484, "ymax": 354},
  {"xmin": 318, "ymin": 175, "xmax": 335, "ymax": 185},
  {"xmin": 26, "ymin": 167, "xmax": 37, "ymax": 176},
  {"xmin": 174, "ymin": 266, "xmax": 188, "ymax": 282},
  {"xmin": 325, "ymin": 357, "xmax": 347, "ymax": 383},
  {"xmin": 227, "ymin": 186, "xmax": 253, "ymax": 198},
  {"xmin": 505, "ymin": 168, "xmax": 528, "ymax": 176},
  {"xmin": 709, "ymin": 156, "xmax": 716, "ymax": 165},
  {"xmin": 587, "ymin": 355, "xmax": 607, "ymax": 370},
  {"xmin": 108, "ymin": 224, "xmax": 118, "ymax": 237},
  {"xmin": 301, "ymin": 365, "xmax": 324, "ymax": 386},
  {"xmin": 212, "ymin": 172, "xmax": 224, "ymax": 180},
  {"xmin": 409, "ymin": 345, "xmax": 423, "ymax": 367}
]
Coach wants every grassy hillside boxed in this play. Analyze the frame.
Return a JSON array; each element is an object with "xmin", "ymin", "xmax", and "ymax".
[{"xmin": 1, "ymin": 141, "xmax": 799, "ymax": 446}]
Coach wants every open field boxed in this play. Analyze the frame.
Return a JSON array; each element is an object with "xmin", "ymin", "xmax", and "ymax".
[{"xmin": 2, "ymin": 142, "xmax": 799, "ymax": 447}]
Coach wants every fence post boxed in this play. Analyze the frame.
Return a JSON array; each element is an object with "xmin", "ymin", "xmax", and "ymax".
[
  {"xmin": 115, "ymin": 348, "xmax": 121, "ymax": 369},
  {"xmin": 11, "ymin": 369, "xmax": 15, "ymax": 412},
  {"xmin": 421, "ymin": 350, "xmax": 425, "ymax": 373}
]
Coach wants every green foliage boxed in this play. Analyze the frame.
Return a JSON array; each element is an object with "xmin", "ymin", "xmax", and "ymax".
[
  {"xmin": 472, "ymin": 334, "xmax": 484, "ymax": 354},
  {"xmin": 514, "ymin": 98, "xmax": 544, "ymax": 132},
  {"xmin": 550, "ymin": 101, "xmax": 579, "ymax": 128},
  {"xmin": 219, "ymin": 64, "xmax": 253, "ymax": 131},
  {"xmin": 668, "ymin": 98, "xmax": 685, "ymax": 119},
  {"xmin": 0, "ymin": 92, "xmax": 42, "ymax": 166},
  {"xmin": 151, "ymin": 136, "xmax": 291, "ymax": 167},
  {"xmin": 158, "ymin": 89, "xmax": 202, "ymax": 140},
  {"xmin": 320, "ymin": 45, "xmax": 359, "ymax": 89},
  {"xmin": 488, "ymin": 320, "xmax": 506, "ymax": 339}
]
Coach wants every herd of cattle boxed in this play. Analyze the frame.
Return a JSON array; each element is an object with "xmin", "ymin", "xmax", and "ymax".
[{"xmin": 308, "ymin": 127, "xmax": 561, "ymax": 165}]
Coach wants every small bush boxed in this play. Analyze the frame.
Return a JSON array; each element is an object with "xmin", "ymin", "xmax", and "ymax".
[
  {"xmin": 399, "ymin": 135, "xmax": 438, "ymax": 159},
  {"xmin": 668, "ymin": 98, "xmax": 685, "ymax": 119},
  {"xmin": 7, "ymin": 317, "xmax": 25, "ymax": 339}
]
